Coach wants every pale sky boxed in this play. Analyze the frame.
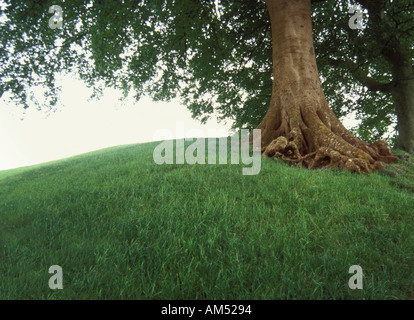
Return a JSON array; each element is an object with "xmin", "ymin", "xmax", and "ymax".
[{"xmin": 0, "ymin": 74, "xmax": 233, "ymax": 171}]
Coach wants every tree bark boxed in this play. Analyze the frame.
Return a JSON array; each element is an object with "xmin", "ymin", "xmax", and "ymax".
[
  {"xmin": 382, "ymin": 37, "xmax": 414, "ymax": 154},
  {"xmin": 392, "ymin": 64, "xmax": 414, "ymax": 153},
  {"xmin": 254, "ymin": 0, "xmax": 397, "ymax": 172}
]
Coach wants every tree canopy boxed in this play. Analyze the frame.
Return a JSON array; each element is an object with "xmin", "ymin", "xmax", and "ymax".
[{"xmin": 0, "ymin": 0, "xmax": 413, "ymax": 147}]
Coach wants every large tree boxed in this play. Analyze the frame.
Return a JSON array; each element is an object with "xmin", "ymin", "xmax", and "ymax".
[{"xmin": 0, "ymin": 0, "xmax": 400, "ymax": 172}]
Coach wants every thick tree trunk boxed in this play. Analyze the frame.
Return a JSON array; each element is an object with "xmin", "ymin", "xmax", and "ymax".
[
  {"xmin": 390, "ymin": 56, "xmax": 414, "ymax": 154},
  {"xmin": 255, "ymin": 0, "xmax": 397, "ymax": 172}
]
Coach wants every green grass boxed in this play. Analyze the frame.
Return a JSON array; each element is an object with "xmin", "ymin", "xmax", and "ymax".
[{"xmin": 0, "ymin": 139, "xmax": 413, "ymax": 299}]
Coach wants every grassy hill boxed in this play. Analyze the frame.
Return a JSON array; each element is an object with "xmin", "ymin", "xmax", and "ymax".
[{"xmin": 0, "ymin": 139, "xmax": 413, "ymax": 299}]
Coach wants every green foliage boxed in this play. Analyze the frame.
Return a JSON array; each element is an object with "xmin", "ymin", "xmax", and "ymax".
[
  {"xmin": 0, "ymin": 0, "xmax": 413, "ymax": 141},
  {"xmin": 0, "ymin": 140, "xmax": 413, "ymax": 299}
]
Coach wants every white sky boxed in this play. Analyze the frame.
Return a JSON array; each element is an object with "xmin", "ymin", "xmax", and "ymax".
[{"xmin": 0, "ymin": 74, "xmax": 233, "ymax": 171}]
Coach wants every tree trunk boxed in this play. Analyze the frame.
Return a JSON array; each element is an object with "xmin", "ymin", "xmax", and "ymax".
[
  {"xmin": 389, "ymin": 54, "xmax": 414, "ymax": 154},
  {"xmin": 255, "ymin": 0, "xmax": 397, "ymax": 172}
]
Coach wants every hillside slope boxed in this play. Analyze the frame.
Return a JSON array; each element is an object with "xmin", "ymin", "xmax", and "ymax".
[{"xmin": 0, "ymin": 140, "xmax": 413, "ymax": 299}]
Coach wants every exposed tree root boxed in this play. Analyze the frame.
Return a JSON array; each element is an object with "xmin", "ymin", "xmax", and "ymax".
[{"xmin": 261, "ymin": 135, "xmax": 397, "ymax": 173}]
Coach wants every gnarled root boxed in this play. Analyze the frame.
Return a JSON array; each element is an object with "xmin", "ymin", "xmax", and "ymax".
[{"xmin": 262, "ymin": 135, "xmax": 397, "ymax": 173}]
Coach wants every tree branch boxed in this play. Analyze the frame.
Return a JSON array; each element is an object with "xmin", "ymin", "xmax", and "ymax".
[{"xmin": 327, "ymin": 57, "xmax": 394, "ymax": 92}]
